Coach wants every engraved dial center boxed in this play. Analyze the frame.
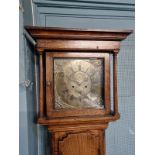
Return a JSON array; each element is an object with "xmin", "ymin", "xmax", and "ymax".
[
  {"xmin": 67, "ymin": 71, "xmax": 91, "ymax": 98},
  {"xmin": 74, "ymin": 72, "xmax": 85, "ymax": 84}
]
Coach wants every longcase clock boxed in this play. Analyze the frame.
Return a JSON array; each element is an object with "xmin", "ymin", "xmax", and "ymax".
[{"xmin": 25, "ymin": 26, "xmax": 132, "ymax": 155}]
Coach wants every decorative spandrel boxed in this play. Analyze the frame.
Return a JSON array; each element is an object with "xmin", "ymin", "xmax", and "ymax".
[{"xmin": 54, "ymin": 58, "xmax": 104, "ymax": 109}]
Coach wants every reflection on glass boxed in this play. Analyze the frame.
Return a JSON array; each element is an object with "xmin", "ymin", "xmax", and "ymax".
[{"xmin": 54, "ymin": 58, "xmax": 104, "ymax": 109}]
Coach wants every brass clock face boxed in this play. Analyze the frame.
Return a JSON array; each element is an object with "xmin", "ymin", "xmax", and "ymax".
[{"xmin": 54, "ymin": 58, "xmax": 104, "ymax": 109}]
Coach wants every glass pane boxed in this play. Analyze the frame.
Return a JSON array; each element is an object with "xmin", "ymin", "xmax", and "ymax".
[{"xmin": 54, "ymin": 58, "xmax": 104, "ymax": 109}]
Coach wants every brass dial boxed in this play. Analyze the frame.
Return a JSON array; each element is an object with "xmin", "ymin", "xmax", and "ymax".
[{"xmin": 54, "ymin": 59, "xmax": 104, "ymax": 109}]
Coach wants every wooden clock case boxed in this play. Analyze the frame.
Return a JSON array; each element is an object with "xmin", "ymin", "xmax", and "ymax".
[{"xmin": 25, "ymin": 26, "xmax": 132, "ymax": 155}]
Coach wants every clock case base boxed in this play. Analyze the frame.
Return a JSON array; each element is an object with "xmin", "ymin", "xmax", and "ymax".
[
  {"xmin": 49, "ymin": 125, "xmax": 107, "ymax": 155},
  {"xmin": 38, "ymin": 114, "xmax": 120, "ymax": 155}
]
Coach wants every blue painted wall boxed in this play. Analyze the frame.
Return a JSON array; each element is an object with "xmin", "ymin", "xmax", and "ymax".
[
  {"xmin": 19, "ymin": 3, "xmax": 29, "ymax": 155},
  {"xmin": 20, "ymin": 0, "xmax": 135, "ymax": 154}
]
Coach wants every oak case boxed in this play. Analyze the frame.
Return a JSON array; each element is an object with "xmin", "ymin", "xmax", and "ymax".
[{"xmin": 25, "ymin": 26, "xmax": 132, "ymax": 155}]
